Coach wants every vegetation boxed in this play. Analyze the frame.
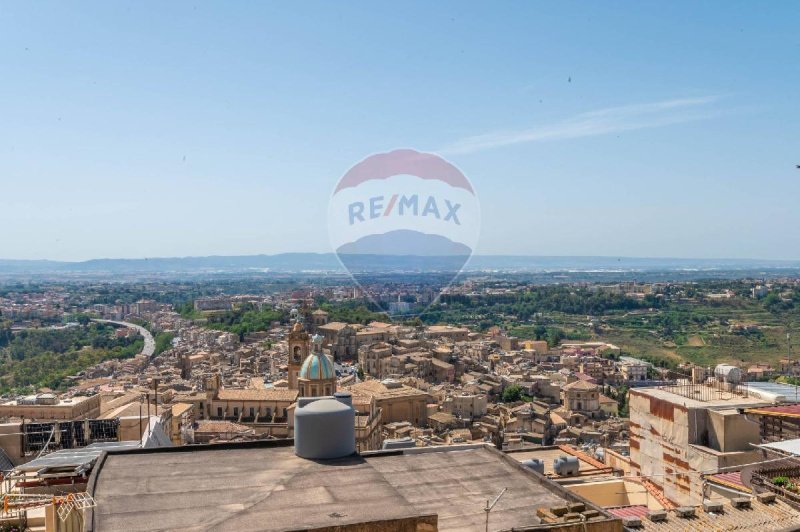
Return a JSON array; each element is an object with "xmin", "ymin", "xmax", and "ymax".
[
  {"xmin": 317, "ymin": 300, "xmax": 388, "ymax": 324},
  {"xmin": 0, "ymin": 324, "xmax": 143, "ymax": 393},
  {"xmin": 615, "ymin": 385, "xmax": 630, "ymax": 417},
  {"xmin": 502, "ymin": 384, "xmax": 522, "ymax": 403},
  {"xmin": 204, "ymin": 304, "xmax": 287, "ymax": 340},
  {"xmin": 154, "ymin": 331, "xmax": 175, "ymax": 355}
]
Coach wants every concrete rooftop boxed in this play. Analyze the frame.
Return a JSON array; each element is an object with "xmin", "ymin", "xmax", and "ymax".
[{"xmin": 87, "ymin": 441, "xmax": 614, "ymax": 531}]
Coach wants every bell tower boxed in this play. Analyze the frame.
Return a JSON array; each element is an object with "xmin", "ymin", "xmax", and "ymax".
[{"xmin": 288, "ymin": 321, "xmax": 310, "ymax": 390}]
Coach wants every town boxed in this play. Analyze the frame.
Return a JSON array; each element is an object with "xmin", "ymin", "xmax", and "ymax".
[{"xmin": 3, "ymin": 275, "xmax": 800, "ymax": 530}]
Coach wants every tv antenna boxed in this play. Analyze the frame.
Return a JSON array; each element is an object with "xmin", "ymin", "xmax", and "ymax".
[{"xmin": 484, "ymin": 487, "xmax": 507, "ymax": 532}]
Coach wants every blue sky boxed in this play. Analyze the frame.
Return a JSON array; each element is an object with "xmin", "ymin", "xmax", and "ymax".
[{"xmin": 1, "ymin": 1, "xmax": 799, "ymax": 261}]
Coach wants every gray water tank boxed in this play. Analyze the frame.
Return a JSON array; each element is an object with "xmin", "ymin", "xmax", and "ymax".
[
  {"xmin": 521, "ymin": 458, "xmax": 545, "ymax": 474},
  {"xmin": 553, "ymin": 455, "xmax": 580, "ymax": 476},
  {"xmin": 294, "ymin": 397, "xmax": 355, "ymax": 459}
]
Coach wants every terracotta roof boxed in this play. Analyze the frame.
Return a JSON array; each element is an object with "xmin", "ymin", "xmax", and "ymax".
[
  {"xmin": 607, "ymin": 505, "xmax": 649, "ymax": 519},
  {"xmin": 171, "ymin": 403, "xmax": 194, "ymax": 416},
  {"xmin": 562, "ymin": 380, "xmax": 599, "ymax": 391},
  {"xmin": 707, "ymin": 471, "xmax": 750, "ymax": 493},
  {"xmin": 318, "ymin": 322, "xmax": 350, "ymax": 331},
  {"xmin": 194, "ymin": 420, "xmax": 252, "ymax": 434},
  {"xmin": 216, "ymin": 388, "xmax": 299, "ymax": 402},
  {"xmin": 347, "ymin": 380, "xmax": 430, "ymax": 400}
]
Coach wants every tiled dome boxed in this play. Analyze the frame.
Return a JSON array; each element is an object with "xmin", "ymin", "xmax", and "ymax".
[{"xmin": 299, "ymin": 351, "xmax": 335, "ymax": 381}]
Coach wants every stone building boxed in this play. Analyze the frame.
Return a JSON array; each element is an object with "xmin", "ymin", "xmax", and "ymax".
[
  {"xmin": 317, "ymin": 322, "xmax": 357, "ymax": 360},
  {"xmin": 561, "ymin": 380, "xmax": 602, "ymax": 421},
  {"xmin": 347, "ymin": 379, "xmax": 432, "ymax": 426},
  {"xmin": 287, "ymin": 321, "xmax": 311, "ymax": 390},
  {"xmin": 0, "ymin": 394, "xmax": 101, "ymax": 421},
  {"xmin": 359, "ymin": 342, "xmax": 393, "ymax": 379}
]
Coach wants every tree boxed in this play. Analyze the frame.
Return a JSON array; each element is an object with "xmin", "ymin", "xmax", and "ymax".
[
  {"xmin": 616, "ymin": 385, "xmax": 630, "ymax": 417},
  {"xmin": 502, "ymin": 384, "xmax": 522, "ymax": 403},
  {"xmin": 356, "ymin": 365, "xmax": 365, "ymax": 381}
]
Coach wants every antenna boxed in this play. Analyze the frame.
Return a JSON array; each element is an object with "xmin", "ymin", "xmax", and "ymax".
[{"xmin": 484, "ymin": 487, "xmax": 507, "ymax": 532}]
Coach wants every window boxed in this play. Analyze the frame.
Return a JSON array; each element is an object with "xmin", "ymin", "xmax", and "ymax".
[
  {"xmin": 249, "ymin": 407, "xmax": 255, "ymax": 418},
  {"xmin": 217, "ymin": 407, "xmax": 223, "ymax": 417},
  {"xmin": 233, "ymin": 407, "xmax": 239, "ymax": 417}
]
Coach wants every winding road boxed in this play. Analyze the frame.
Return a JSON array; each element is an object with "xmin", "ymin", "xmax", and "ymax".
[{"xmin": 92, "ymin": 319, "xmax": 156, "ymax": 358}]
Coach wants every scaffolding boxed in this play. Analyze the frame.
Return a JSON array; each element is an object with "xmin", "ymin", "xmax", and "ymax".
[
  {"xmin": 23, "ymin": 418, "xmax": 120, "ymax": 456},
  {"xmin": 2, "ymin": 492, "xmax": 96, "ymax": 522},
  {"xmin": 663, "ymin": 379, "xmax": 750, "ymax": 402}
]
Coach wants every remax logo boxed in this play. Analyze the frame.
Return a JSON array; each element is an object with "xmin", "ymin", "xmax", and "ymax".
[
  {"xmin": 346, "ymin": 194, "xmax": 463, "ymax": 226},
  {"xmin": 328, "ymin": 149, "xmax": 480, "ymax": 307}
]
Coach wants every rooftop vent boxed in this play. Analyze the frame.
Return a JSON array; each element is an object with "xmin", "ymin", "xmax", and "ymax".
[
  {"xmin": 622, "ymin": 516, "xmax": 642, "ymax": 528},
  {"xmin": 703, "ymin": 500, "xmax": 724, "ymax": 513},
  {"xmin": 757, "ymin": 492, "xmax": 776, "ymax": 504},
  {"xmin": 732, "ymin": 497, "xmax": 751, "ymax": 509},
  {"xmin": 647, "ymin": 510, "xmax": 668, "ymax": 522},
  {"xmin": 674, "ymin": 506, "xmax": 696, "ymax": 519}
]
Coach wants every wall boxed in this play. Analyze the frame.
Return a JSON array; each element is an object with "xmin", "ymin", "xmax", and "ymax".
[
  {"xmin": 568, "ymin": 480, "xmax": 656, "ymax": 509},
  {"xmin": 0, "ymin": 422, "xmax": 23, "ymax": 462},
  {"xmin": 0, "ymin": 395, "xmax": 101, "ymax": 421}
]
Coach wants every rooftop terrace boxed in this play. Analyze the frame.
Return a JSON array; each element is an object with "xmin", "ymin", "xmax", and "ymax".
[{"xmin": 87, "ymin": 441, "xmax": 618, "ymax": 531}]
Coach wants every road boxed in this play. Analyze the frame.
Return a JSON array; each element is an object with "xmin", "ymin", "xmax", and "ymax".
[{"xmin": 92, "ymin": 319, "xmax": 156, "ymax": 358}]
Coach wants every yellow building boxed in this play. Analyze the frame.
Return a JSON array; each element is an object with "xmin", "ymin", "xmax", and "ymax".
[{"xmin": 0, "ymin": 394, "xmax": 101, "ymax": 421}]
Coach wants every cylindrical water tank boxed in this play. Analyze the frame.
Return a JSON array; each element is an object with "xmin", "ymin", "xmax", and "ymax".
[
  {"xmin": 334, "ymin": 391, "xmax": 352, "ymax": 407},
  {"xmin": 522, "ymin": 459, "xmax": 545, "ymax": 474},
  {"xmin": 294, "ymin": 398, "xmax": 355, "ymax": 459},
  {"xmin": 553, "ymin": 455, "xmax": 580, "ymax": 476},
  {"xmin": 714, "ymin": 364, "xmax": 742, "ymax": 384}
]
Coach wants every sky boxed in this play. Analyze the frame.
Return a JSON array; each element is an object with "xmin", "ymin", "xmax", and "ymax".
[{"xmin": 1, "ymin": 1, "xmax": 799, "ymax": 261}]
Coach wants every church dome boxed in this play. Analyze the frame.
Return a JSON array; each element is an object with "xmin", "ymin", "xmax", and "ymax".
[{"xmin": 299, "ymin": 351, "xmax": 335, "ymax": 381}]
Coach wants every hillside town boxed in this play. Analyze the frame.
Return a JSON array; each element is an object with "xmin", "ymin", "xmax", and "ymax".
[{"xmin": 3, "ymin": 278, "xmax": 800, "ymax": 531}]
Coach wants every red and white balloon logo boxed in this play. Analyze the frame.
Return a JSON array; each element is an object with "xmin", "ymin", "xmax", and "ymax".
[{"xmin": 328, "ymin": 149, "xmax": 480, "ymax": 310}]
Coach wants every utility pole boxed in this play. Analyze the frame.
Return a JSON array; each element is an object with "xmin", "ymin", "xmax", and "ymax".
[
  {"xmin": 484, "ymin": 487, "xmax": 507, "ymax": 532},
  {"xmin": 138, "ymin": 396, "xmax": 143, "ymax": 440},
  {"xmin": 146, "ymin": 392, "xmax": 151, "ymax": 438}
]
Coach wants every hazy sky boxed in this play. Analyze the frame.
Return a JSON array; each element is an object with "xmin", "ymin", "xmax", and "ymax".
[{"xmin": 2, "ymin": 2, "xmax": 799, "ymax": 261}]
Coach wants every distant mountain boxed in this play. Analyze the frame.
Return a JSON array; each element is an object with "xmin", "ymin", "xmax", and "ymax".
[
  {"xmin": 2, "ymin": 254, "xmax": 800, "ymax": 277},
  {"xmin": 337, "ymin": 230, "xmax": 472, "ymax": 256}
]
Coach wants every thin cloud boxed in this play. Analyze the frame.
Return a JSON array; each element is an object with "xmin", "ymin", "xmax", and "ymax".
[{"xmin": 440, "ymin": 96, "xmax": 724, "ymax": 155}]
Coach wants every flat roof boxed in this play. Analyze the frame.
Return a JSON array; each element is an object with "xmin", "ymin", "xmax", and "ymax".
[
  {"xmin": 761, "ymin": 438, "xmax": 800, "ymax": 456},
  {"xmin": 629, "ymin": 386, "xmax": 770, "ymax": 409},
  {"xmin": 88, "ymin": 442, "xmax": 614, "ymax": 531},
  {"xmin": 507, "ymin": 447, "xmax": 607, "ymax": 478}
]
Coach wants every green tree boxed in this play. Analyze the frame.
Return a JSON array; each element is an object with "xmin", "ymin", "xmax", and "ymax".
[
  {"xmin": 154, "ymin": 332, "xmax": 175, "ymax": 355},
  {"xmin": 502, "ymin": 384, "xmax": 522, "ymax": 403},
  {"xmin": 616, "ymin": 385, "xmax": 630, "ymax": 417}
]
